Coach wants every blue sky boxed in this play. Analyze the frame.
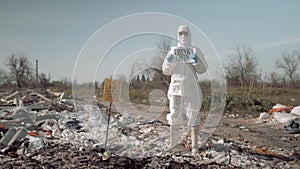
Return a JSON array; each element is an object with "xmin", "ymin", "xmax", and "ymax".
[{"xmin": 0, "ymin": 0, "xmax": 299, "ymax": 83}]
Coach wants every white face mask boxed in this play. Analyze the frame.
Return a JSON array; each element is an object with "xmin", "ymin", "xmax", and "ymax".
[
  {"xmin": 177, "ymin": 25, "xmax": 191, "ymax": 46},
  {"xmin": 178, "ymin": 31, "xmax": 189, "ymax": 46}
]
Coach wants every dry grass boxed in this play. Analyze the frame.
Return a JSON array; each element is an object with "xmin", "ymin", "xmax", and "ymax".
[{"xmin": 228, "ymin": 87, "xmax": 300, "ymax": 106}]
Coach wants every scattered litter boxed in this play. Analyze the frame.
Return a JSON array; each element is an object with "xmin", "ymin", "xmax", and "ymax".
[
  {"xmin": 273, "ymin": 112, "xmax": 298, "ymax": 124},
  {"xmin": 256, "ymin": 103, "xmax": 300, "ymax": 124},
  {"xmin": 25, "ymin": 136, "xmax": 44, "ymax": 156},
  {"xmin": 1, "ymin": 90, "xmax": 299, "ymax": 168},
  {"xmin": 65, "ymin": 118, "xmax": 82, "ymax": 130},
  {"xmin": 0, "ymin": 128, "xmax": 17, "ymax": 146},
  {"xmin": 7, "ymin": 107, "xmax": 33, "ymax": 119},
  {"xmin": 256, "ymin": 112, "xmax": 270, "ymax": 123},
  {"xmin": 291, "ymin": 106, "xmax": 300, "ymax": 116},
  {"xmin": 103, "ymin": 151, "xmax": 111, "ymax": 160},
  {"xmin": 41, "ymin": 120, "xmax": 61, "ymax": 137},
  {"xmin": 268, "ymin": 103, "xmax": 293, "ymax": 114},
  {"xmin": 284, "ymin": 118, "xmax": 300, "ymax": 134},
  {"xmin": 255, "ymin": 146, "xmax": 290, "ymax": 161}
]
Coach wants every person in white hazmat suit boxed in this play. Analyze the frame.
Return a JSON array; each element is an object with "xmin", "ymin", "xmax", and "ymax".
[{"xmin": 162, "ymin": 25, "xmax": 208, "ymax": 155}]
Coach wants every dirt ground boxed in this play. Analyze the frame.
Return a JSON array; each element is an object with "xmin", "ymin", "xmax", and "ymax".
[
  {"xmin": 214, "ymin": 116, "xmax": 299, "ymax": 152},
  {"xmin": 156, "ymin": 109, "xmax": 300, "ymax": 164}
]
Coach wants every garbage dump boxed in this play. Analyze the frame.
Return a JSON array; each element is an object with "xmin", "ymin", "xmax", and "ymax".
[
  {"xmin": 257, "ymin": 103, "xmax": 300, "ymax": 125},
  {"xmin": 0, "ymin": 90, "xmax": 300, "ymax": 168}
]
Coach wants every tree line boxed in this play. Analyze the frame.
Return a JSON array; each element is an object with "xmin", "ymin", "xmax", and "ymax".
[
  {"xmin": 0, "ymin": 53, "xmax": 70, "ymax": 89},
  {"xmin": 225, "ymin": 46, "xmax": 300, "ymax": 89}
]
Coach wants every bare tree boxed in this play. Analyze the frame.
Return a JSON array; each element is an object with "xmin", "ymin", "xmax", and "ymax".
[
  {"xmin": 152, "ymin": 37, "xmax": 172, "ymax": 68},
  {"xmin": 129, "ymin": 37, "xmax": 173, "ymax": 84},
  {"xmin": 0, "ymin": 69, "xmax": 11, "ymax": 86},
  {"xmin": 0, "ymin": 69, "xmax": 5, "ymax": 85},
  {"xmin": 225, "ymin": 46, "xmax": 259, "ymax": 88},
  {"xmin": 39, "ymin": 73, "xmax": 51, "ymax": 87},
  {"xmin": 149, "ymin": 37, "xmax": 173, "ymax": 82},
  {"xmin": 276, "ymin": 51, "xmax": 300, "ymax": 88},
  {"xmin": 6, "ymin": 53, "xmax": 33, "ymax": 88},
  {"xmin": 267, "ymin": 71, "xmax": 281, "ymax": 88}
]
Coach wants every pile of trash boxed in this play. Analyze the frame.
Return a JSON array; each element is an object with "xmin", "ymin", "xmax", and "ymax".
[
  {"xmin": 1, "ymin": 89, "xmax": 300, "ymax": 168},
  {"xmin": 0, "ymin": 105, "xmax": 298, "ymax": 168},
  {"xmin": 0, "ymin": 89, "xmax": 76, "ymax": 160},
  {"xmin": 0, "ymin": 89, "xmax": 75, "ymax": 112},
  {"xmin": 1, "ymin": 113, "xmax": 299, "ymax": 169},
  {"xmin": 257, "ymin": 103, "xmax": 300, "ymax": 134}
]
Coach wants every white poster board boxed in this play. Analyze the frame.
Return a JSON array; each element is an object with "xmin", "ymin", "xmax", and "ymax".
[{"xmin": 172, "ymin": 46, "xmax": 195, "ymax": 63}]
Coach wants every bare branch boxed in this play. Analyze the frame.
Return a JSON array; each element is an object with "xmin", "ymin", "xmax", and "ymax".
[
  {"xmin": 276, "ymin": 51, "xmax": 300, "ymax": 88},
  {"xmin": 225, "ymin": 46, "xmax": 258, "ymax": 88},
  {"xmin": 6, "ymin": 53, "xmax": 33, "ymax": 88}
]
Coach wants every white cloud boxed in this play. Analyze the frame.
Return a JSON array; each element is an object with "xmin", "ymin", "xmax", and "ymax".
[{"xmin": 254, "ymin": 38, "xmax": 300, "ymax": 50}]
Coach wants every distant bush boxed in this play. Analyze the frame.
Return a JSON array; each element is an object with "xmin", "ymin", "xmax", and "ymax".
[
  {"xmin": 225, "ymin": 94, "xmax": 274, "ymax": 115},
  {"xmin": 129, "ymin": 89, "xmax": 150, "ymax": 105},
  {"xmin": 201, "ymin": 93, "xmax": 274, "ymax": 117},
  {"xmin": 228, "ymin": 87, "xmax": 300, "ymax": 106}
]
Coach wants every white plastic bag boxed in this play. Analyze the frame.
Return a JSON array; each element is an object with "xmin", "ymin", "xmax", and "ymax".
[
  {"xmin": 291, "ymin": 106, "xmax": 300, "ymax": 116},
  {"xmin": 273, "ymin": 103, "xmax": 288, "ymax": 109},
  {"xmin": 256, "ymin": 112, "xmax": 270, "ymax": 123},
  {"xmin": 25, "ymin": 136, "xmax": 44, "ymax": 155},
  {"xmin": 273, "ymin": 112, "xmax": 298, "ymax": 124}
]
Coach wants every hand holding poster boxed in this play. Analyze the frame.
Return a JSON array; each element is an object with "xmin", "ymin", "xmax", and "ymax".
[{"xmin": 171, "ymin": 46, "xmax": 196, "ymax": 63}]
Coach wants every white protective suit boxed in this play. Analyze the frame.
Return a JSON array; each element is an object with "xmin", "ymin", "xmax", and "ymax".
[{"xmin": 162, "ymin": 25, "xmax": 208, "ymax": 154}]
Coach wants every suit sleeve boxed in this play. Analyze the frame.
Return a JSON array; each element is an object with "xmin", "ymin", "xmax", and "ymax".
[
  {"xmin": 192, "ymin": 47, "xmax": 208, "ymax": 74},
  {"xmin": 162, "ymin": 48, "xmax": 176, "ymax": 76}
]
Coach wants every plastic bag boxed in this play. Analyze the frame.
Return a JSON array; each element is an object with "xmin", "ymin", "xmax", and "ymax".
[
  {"xmin": 291, "ymin": 106, "xmax": 300, "ymax": 116},
  {"xmin": 284, "ymin": 118, "xmax": 300, "ymax": 134},
  {"xmin": 273, "ymin": 112, "xmax": 297, "ymax": 124},
  {"xmin": 256, "ymin": 112, "xmax": 270, "ymax": 123}
]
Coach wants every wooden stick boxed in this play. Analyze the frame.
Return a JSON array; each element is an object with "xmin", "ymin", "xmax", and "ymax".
[{"xmin": 104, "ymin": 101, "xmax": 112, "ymax": 150}]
